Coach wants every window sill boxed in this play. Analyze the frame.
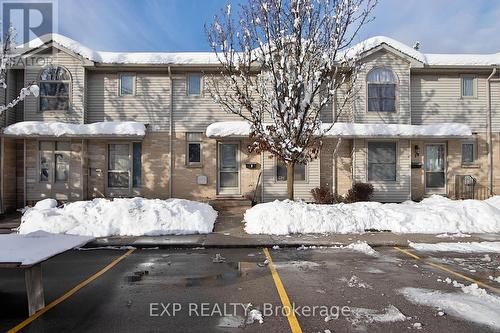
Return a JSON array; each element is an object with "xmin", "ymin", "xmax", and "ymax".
[
  {"xmin": 461, "ymin": 163, "xmax": 480, "ymax": 168},
  {"xmin": 186, "ymin": 164, "xmax": 203, "ymax": 169}
]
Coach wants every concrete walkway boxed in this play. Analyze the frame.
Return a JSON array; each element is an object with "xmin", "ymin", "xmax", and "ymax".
[{"xmin": 3, "ymin": 207, "xmax": 500, "ymax": 248}]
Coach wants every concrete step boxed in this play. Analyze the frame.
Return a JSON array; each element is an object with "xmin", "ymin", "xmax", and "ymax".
[{"xmin": 209, "ymin": 197, "xmax": 253, "ymax": 210}]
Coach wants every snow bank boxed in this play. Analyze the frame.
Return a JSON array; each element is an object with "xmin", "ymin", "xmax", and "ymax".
[
  {"xmin": 244, "ymin": 195, "xmax": 500, "ymax": 235},
  {"xmin": 409, "ymin": 241, "xmax": 500, "ymax": 253},
  {"xmin": 3, "ymin": 121, "xmax": 146, "ymax": 137},
  {"xmin": 400, "ymin": 286, "xmax": 500, "ymax": 330},
  {"xmin": 18, "ymin": 198, "xmax": 218, "ymax": 237},
  {"xmin": 0, "ymin": 231, "xmax": 94, "ymax": 265},
  {"xmin": 205, "ymin": 121, "xmax": 471, "ymax": 138}
]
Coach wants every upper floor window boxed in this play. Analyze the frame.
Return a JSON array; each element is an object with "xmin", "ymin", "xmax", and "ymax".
[
  {"xmin": 461, "ymin": 75, "xmax": 475, "ymax": 98},
  {"xmin": 120, "ymin": 73, "xmax": 135, "ymax": 96},
  {"xmin": 187, "ymin": 73, "xmax": 202, "ymax": 96},
  {"xmin": 367, "ymin": 68, "xmax": 396, "ymax": 112},
  {"xmin": 39, "ymin": 66, "xmax": 71, "ymax": 111}
]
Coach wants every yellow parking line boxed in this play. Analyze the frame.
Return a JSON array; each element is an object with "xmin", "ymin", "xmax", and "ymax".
[
  {"xmin": 7, "ymin": 248, "xmax": 135, "ymax": 333},
  {"xmin": 394, "ymin": 246, "xmax": 500, "ymax": 293},
  {"xmin": 263, "ymin": 248, "xmax": 302, "ymax": 333}
]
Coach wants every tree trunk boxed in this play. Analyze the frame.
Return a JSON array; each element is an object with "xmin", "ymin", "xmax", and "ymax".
[{"xmin": 287, "ymin": 163, "xmax": 295, "ymax": 201}]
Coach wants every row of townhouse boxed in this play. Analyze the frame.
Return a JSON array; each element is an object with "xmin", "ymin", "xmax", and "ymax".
[{"xmin": 0, "ymin": 34, "xmax": 499, "ymax": 213}]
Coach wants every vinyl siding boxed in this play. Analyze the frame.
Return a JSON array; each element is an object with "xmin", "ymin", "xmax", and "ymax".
[
  {"xmin": 491, "ymin": 81, "xmax": 500, "ymax": 132},
  {"xmin": 87, "ymin": 72, "xmax": 171, "ymax": 131},
  {"xmin": 172, "ymin": 75, "xmax": 243, "ymax": 132},
  {"xmin": 262, "ymin": 153, "xmax": 320, "ymax": 202},
  {"xmin": 23, "ymin": 48, "xmax": 85, "ymax": 123},
  {"xmin": 411, "ymin": 74, "xmax": 488, "ymax": 132},
  {"xmin": 353, "ymin": 50, "xmax": 411, "ymax": 124},
  {"xmin": 353, "ymin": 138, "xmax": 411, "ymax": 202}
]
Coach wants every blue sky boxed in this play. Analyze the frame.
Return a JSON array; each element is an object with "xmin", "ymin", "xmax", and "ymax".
[{"xmin": 55, "ymin": 0, "xmax": 500, "ymax": 54}]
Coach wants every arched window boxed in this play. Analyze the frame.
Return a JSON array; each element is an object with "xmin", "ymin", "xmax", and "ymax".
[
  {"xmin": 39, "ymin": 66, "xmax": 71, "ymax": 111},
  {"xmin": 367, "ymin": 68, "xmax": 396, "ymax": 112}
]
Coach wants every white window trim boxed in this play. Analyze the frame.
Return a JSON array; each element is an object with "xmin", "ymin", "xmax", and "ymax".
[
  {"xmin": 461, "ymin": 139, "xmax": 477, "ymax": 165},
  {"xmin": 119, "ymin": 73, "xmax": 137, "ymax": 96},
  {"xmin": 366, "ymin": 67, "xmax": 398, "ymax": 113},
  {"xmin": 106, "ymin": 142, "xmax": 142, "ymax": 191},
  {"xmin": 38, "ymin": 66, "xmax": 72, "ymax": 113},
  {"xmin": 186, "ymin": 73, "xmax": 203, "ymax": 96},
  {"xmin": 460, "ymin": 74, "xmax": 477, "ymax": 99},
  {"xmin": 274, "ymin": 158, "xmax": 308, "ymax": 183},
  {"xmin": 38, "ymin": 140, "xmax": 71, "ymax": 184},
  {"xmin": 186, "ymin": 133, "xmax": 203, "ymax": 167},
  {"xmin": 366, "ymin": 140, "xmax": 398, "ymax": 183}
]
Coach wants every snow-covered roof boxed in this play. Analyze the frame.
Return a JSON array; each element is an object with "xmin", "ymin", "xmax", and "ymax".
[
  {"xmin": 206, "ymin": 121, "xmax": 472, "ymax": 139},
  {"xmin": 19, "ymin": 33, "xmax": 500, "ymax": 67},
  {"xmin": 2, "ymin": 121, "xmax": 146, "ymax": 137}
]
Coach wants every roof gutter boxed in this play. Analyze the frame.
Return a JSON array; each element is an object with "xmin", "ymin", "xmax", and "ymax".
[
  {"xmin": 168, "ymin": 65, "xmax": 173, "ymax": 198},
  {"xmin": 487, "ymin": 66, "xmax": 499, "ymax": 196}
]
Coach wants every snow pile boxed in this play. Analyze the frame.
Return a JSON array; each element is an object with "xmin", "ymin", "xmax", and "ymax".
[
  {"xmin": 350, "ymin": 305, "xmax": 407, "ymax": 324},
  {"xmin": 3, "ymin": 121, "xmax": 146, "ymax": 137},
  {"xmin": 206, "ymin": 121, "xmax": 252, "ymax": 138},
  {"xmin": 344, "ymin": 241, "xmax": 378, "ymax": 256},
  {"xmin": 205, "ymin": 121, "xmax": 471, "ymax": 138},
  {"xmin": 400, "ymin": 285, "xmax": 500, "ymax": 330},
  {"xmin": 409, "ymin": 241, "xmax": 500, "ymax": 253},
  {"xmin": 18, "ymin": 198, "xmax": 218, "ymax": 237},
  {"xmin": 0, "ymin": 231, "xmax": 94, "ymax": 265},
  {"xmin": 244, "ymin": 195, "xmax": 500, "ymax": 235}
]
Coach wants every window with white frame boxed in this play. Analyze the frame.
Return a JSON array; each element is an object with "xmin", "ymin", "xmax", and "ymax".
[
  {"xmin": 368, "ymin": 142, "xmax": 397, "ymax": 181},
  {"xmin": 120, "ymin": 73, "xmax": 135, "ymax": 96},
  {"xmin": 461, "ymin": 141, "xmax": 476, "ymax": 164},
  {"xmin": 39, "ymin": 141, "xmax": 70, "ymax": 183},
  {"xmin": 108, "ymin": 143, "xmax": 142, "ymax": 188},
  {"xmin": 367, "ymin": 68, "xmax": 397, "ymax": 112},
  {"xmin": 186, "ymin": 132, "xmax": 203, "ymax": 166},
  {"xmin": 461, "ymin": 75, "xmax": 475, "ymax": 98},
  {"xmin": 39, "ymin": 66, "xmax": 71, "ymax": 111},
  {"xmin": 187, "ymin": 73, "xmax": 201, "ymax": 95},
  {"xmin": 276, "ymin": 160, "xmax": 306, "ymax": 182}
]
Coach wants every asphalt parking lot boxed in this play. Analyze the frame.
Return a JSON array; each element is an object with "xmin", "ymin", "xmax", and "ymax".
[{"xmin": 1, "ymin": 246, "xmax": 499, "ymax": 332}]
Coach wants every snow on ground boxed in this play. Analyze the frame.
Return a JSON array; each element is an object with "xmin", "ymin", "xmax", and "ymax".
[
  {"xmin": 435, "ymin": 232, "xmax": 471, "ymax": 238},
  {"xmin": 18, "ymin": 198, "xmax": 217, "ymax": 237},
  {"xmin": 206, "ymin": 121, "xmax": 471, "ymax": 139},
  {"xmin": 295, "ymin": 241, "xmax": 378, "ymax": 256},
  {"xmin": 3, "ymin": 121, "xmax": 146, "ymax": 137},
  {"xmin": 400, "ymin": 284, "xmax": 500, "ymax": 330},
  {"xmin": 0, "ymin": 231, "xmax": 94, "ymax": 265},
  {"xmin": 349, "ymin": 305, "xmax": 407, "ymax": 325},
  {"xmin": 409, "ymin": 241, "xmax": 500, "ymax": 253},
  {"xmin": 244, "ymin": 195, "xmax": 500, "ymax": 235}
]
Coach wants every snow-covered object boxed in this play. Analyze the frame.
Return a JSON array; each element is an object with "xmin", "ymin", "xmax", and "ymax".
[
  {"xmin": 205, "ymin": 121, "xmax": 472, "ymax": 138},
  {"xmin": 409, "ymin": 241, "xmax": 500, "ymax": 253},
  {"xmin": 3, "ymin": 121, "xmax": 146, "ymax": 137},
  {"xmin": 18, "ymin": 198, "xmax": 218, "ymax": 237},
  {"xmin": 24, "ymin": 33, "xmax": 219, "ymax": 65},
  {"xmin": 244, "ymin": 195, "xmax": 500, "ymax": 235},
  {"xmin": 0, "ymin": 231, "xmax": 94, "ymax": 265},
  {"xmin": 400, "ymin": 286, "xmax": 500, "ymax": 330},
  {"xmin": 20, "ymin": 33, "xmax": 500, "ymax": 66},
  {"xmin": 206, "ymin": 121, "xmax": 252, "ymax": 138},
  {"xmin": 34, "ymin": 198, "xmax": 58, "ymax": 210}
]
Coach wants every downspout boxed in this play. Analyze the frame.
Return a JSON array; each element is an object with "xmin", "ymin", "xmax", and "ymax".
[
  {"xmin": 23, "ymin": 139, "xmax": 26, "ymax": 206},
  {"xmin": 487, "ymin": 67, "xmax": 498, "ymax": 196},
  {"xmin": 168, "ymin": 66, "xmax": 173, "ymax": 198}
]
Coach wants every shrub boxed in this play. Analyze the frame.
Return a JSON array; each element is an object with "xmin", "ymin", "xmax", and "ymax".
[
  {"xmin": 311, "ymin": 187, "xmax": 334, "ymax": 204},
  {"xmin": 345, "ymin": 182, "xmax": 374, "ymax": 203}
]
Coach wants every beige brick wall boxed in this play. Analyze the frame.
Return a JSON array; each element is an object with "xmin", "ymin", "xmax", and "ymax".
[
  {"xmin": 171, "ymin": 133, "xmax": 261, "ymax": 201},
  {"xmin": 411, "ymin": 134, "xmax": 490, "ymax": 201}
]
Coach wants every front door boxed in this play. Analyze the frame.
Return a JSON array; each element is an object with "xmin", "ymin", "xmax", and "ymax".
[
  {"xmin": 425, "ymin": 143, "xmax": 446, "ymax": 194},
  {"xmin": 218, "ymin": 142, "xmax": 240, "ymax": 195}
]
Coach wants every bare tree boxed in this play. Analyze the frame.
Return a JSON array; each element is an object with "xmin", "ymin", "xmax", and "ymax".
[
  {"xmin": 207, "ymin": 0, "xmax": 377, "ymax": 200},
  {"xmin": 0, "ymin": 26, "xmax": 39, "ymax": 119}
]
